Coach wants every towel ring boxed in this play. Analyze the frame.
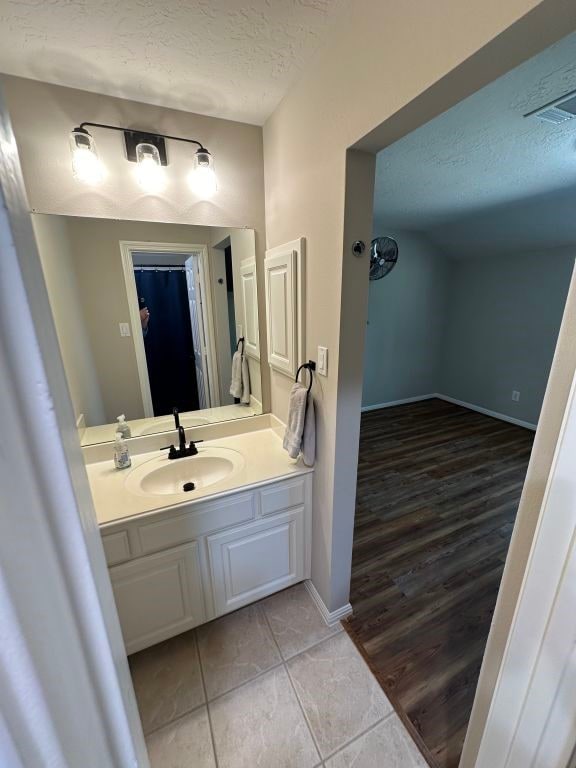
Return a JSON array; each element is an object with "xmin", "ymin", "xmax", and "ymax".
[
  {"xmin": 295, "ymin": 360, "xmax": 316, "ymax": 395},
  {"xmin": 236, "ymin": 337, "xmax": 245, "ymax": 353}
]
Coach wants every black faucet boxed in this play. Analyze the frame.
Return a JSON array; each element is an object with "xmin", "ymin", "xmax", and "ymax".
[{"xmin": 165, "ymin": 425, "xmax": 202, "ymax": 460}]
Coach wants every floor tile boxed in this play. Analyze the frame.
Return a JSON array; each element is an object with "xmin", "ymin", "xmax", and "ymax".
[
  {"xmin": 262, "ymin": 583, "xmax": 342, "ymax": 659},
  {"xmin": 197, "ymin": 603, "xmax": 281, "ymax": 699},
  {"xmin": 129, "ymin": 630, "xmax": 204, "ymax": 734},
  {"xmin": 146, "ymin": 706, "xmax": 216, "ymax": 768},
  {"xmin": 325, "ymin": 714, "xmax": 428, "ymax": 767},
  {"xmin": 209, "ymin": 665, "xmax": 319, "ymax": 768},
  {"xmin": 287, "ymin": 631, "xmax": 392, "ymax": 758}
]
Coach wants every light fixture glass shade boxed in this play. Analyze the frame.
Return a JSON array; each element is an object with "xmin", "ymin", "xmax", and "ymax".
[
  {"xmin": 188, "ymin": 149, "xmax": 217, "ymax": 198},
  {"xmin": 135, "ymin": 142, "xmax": 166, "ymax": 193},
  {"xmin": 69, "ymin": 129, "xmax": 104, "ymax": 184}
]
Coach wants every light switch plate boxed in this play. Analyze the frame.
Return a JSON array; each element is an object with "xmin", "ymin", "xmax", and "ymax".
[
  {"xmin": 119, "ymin": 322, "xmax": 131, "ymax": 337},
  {"xmin": 318, "ymin": 346, "xmax": 328, "ymax": 376}
]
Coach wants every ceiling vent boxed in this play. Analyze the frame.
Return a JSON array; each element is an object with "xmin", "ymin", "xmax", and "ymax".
[{"xmin": 526, "ymin": 89, "xmax": 576, "ymax": 124}]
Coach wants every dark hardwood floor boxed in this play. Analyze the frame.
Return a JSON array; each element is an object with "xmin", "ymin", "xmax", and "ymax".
[{"xmin": 343, "ymin": 398, "xmax": 534, "ymax": 768}]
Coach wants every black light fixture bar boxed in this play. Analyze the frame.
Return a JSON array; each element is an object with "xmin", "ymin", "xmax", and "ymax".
[{"xmin": 75, "ymin": 122, "xmax": 208, "ymax": 167}]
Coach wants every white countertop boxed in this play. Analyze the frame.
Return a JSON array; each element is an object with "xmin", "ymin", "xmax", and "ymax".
[{"xmin": 88, "ymin": 428, "xmax": 313, "ymax": 526}]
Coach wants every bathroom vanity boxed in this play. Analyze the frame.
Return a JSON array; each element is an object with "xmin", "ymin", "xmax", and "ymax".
[{"xmin": 87, "ymin": 424, "xmax": 313, "ymax": 653}]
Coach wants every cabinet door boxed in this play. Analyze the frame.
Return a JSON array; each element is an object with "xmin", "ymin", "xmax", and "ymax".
[
  {"xmin": 265, "ymin": 246, "xmax": 297, "ymax": 376},
  {"xmin": 110, "ymin": 542, "xmax": 205, "ymax": 654},
  {"xmin": 208, "ymin": 508, "xmax": 305, "ymax": 616},
  {"xmin": 239, "ymin": 259, "xmax": 260, "ymax": 360}
]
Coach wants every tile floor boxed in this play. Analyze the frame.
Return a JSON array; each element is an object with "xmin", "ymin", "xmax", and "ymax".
[{"xmin": 129, "ymin": 583, "xmax": 427, "ymax": 767}]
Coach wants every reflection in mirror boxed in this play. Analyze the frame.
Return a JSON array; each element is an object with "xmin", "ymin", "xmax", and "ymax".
[{"xmin": 32, "ymin": 215, "xmax": 263, "ymax": 444}]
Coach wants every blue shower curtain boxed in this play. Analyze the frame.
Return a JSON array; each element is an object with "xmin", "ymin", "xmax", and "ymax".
[{"xmin": 135, "ymin": 268, "xmax": 199, "ymax": 416}]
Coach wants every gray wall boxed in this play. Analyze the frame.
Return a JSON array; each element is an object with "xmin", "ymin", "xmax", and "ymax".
[
  {"xmin": 362, "ymin": 231, "xmax": 447, "ymax": 407},
  {"xmin": 363, "ymin": 236, "xmax": 574, "ymax": 426},
  {"xmin": 440, "ymin": 248, "xmax": 575, "ymax": 425}
]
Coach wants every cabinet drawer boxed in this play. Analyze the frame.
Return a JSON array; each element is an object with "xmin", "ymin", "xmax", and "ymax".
[
  {"xmin": 102, "ymin": 530, "xmax": 131, "ymax": 566},
  {"xmin": 260, "ymin": 477, "xmax": 305, "ymax": 517},
  {"xmin": 208, "ymin": 507, "xmax": 305, "ymax": 615},
  {"xmin": 110, "ymin": 542, "xmax": 204, "ymax": 654},
  {"xmin": 138, "ymin": 492, "xmax": 256, "ymax": 555}
]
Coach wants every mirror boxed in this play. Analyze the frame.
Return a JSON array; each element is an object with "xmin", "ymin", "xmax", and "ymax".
[{"xmin": 33, "ymin": 214, "xmax": 263, "ymax": 444}]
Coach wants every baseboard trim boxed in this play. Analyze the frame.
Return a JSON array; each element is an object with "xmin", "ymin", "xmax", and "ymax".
[
  {"xmin": 361, "ymin": 394, "xmax": 436, "ymax": 413},
  {"xmin": 304, "ymin": 580, "xmax": 353, "ymax": 626},
  {"xmin": 360, "ymin": 392, "xmax": 537, "ymax": 431},
  {"xmin": 435, "ymin": 393, "xmax": 537, "ymax": 431}
]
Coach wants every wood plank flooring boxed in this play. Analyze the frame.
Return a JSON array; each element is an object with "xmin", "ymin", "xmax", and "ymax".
[{"xmin": 343, "ymin": 398, "xmax": 534, "ymax": 768}]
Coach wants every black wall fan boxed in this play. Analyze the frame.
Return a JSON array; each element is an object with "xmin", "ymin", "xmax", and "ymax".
[{"xmin": 370, "ymin": 237, "xmax": 398, "ymax": 280}]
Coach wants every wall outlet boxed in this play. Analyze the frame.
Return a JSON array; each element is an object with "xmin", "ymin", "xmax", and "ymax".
[
  {"xmin": 512, "ymin": 390, "xmax": 520, "ymax": 402},
  {"xmin": 317, "ymin": 346, "xmax": 328, "ymax": 376},
  {"xmin": 119, "ymin": 322, "xmax": 131, "ymax": 337}
]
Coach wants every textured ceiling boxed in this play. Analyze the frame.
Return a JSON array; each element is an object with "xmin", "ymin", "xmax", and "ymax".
[
  {"xmin": 374, "ymin": 31, "xmax": 576, "ymax": 253},
  {"xmin": 0, "ymin": 0, "xmax": 349, "ymax": 125}
]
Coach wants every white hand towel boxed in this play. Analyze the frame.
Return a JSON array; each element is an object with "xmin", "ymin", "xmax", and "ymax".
[
  {"xmin": 230, "ymin": 350, "xmax": 242, "ymax": 399},
  {"xmin": 241, "ymin": 354, "xmax": 251, "ymax": 405},
  {"xmin": 283, "ymin": 382, "xmax": 315, "ymax": 466}
]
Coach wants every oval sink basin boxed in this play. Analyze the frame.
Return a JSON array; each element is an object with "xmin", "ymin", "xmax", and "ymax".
[
  {"xmin": 125, "ymin": 447, "xmax": 244, "ymax": 497},
  {"xmin": 138, "ymin": 415, "xmax": 210, "ymax": 436}
]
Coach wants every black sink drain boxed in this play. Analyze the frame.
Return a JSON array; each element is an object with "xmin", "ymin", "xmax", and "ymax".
[{"xmin": 183, "ymin": 482, "xmax": 196, "ymax": 492}]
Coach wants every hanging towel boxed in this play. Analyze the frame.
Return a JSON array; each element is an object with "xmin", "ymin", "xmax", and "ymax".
[
  {"xmin": 283, "ymin": 382, "xmax": 316, "ymax": 466},
  {"xmin": 230, "ymin": 351, "xmax": 243, "ymax": 399},
  {"xmin": 230, "ymin": 350, "xmax": 251, "ymax": 404},
  {"xmin": 241, "ymin": 354, "xmax": 251, "ymax": 405}
]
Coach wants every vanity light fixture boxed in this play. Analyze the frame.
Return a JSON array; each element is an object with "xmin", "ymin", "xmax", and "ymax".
[
  {"xmin": 135, "ymin": 142, "xmax": 165, "ymax": 193},
  {"xmin": 188, "ymin": 148, "xmax": 218, "ymax": 198},
  {"xmin": 69, "ymin": 122, "xmax": 218, "ymax": 198},
  {"xmin": 69, "ymin": 127, "xmax": 105, "ymax": 184}
]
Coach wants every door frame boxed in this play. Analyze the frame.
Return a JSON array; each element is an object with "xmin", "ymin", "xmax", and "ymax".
[
  {"xmin": 475, "ymin": 367, "xmax": 576, "ymax": 767},
  {"xmin": 0, "ymin": 87, "xmax": 148, "ymax": 766},
  {"xmin": 119, "ymin": 240, "xmax": 220, "ymax": 417}
]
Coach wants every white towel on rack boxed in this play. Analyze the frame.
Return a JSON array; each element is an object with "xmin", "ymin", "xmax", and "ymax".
[
  {"xmin": 283, "ymin": 382, "xmax": 315, "ymax": 466},
  {"xmin": 230, "ymin": 350, "xmax": 251, "ymax": 404},
  {"xmin": 230, "ymin": 351, "xmax": 243, "ymax": 399}
]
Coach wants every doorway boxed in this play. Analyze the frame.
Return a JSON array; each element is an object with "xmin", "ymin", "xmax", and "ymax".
[
  {"xmin": 134, "ymin": 263, "xmax": 199, "ymax": 416},
  {"xmin": 120, "ymin": 241, "xmax": 220, "ymax": 418},
  {"xmin": 343, "ymin": 30, "xmax": 576, "ymax": 768}
]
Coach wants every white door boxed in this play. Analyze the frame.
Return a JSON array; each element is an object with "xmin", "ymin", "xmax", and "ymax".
[
  {"xmin": 186, "ymin": 255, "xmax": 211, "ymax": 409},
  {"xmin": 240, "ymin": 259, "xmax": 260, "ymax": 360}
]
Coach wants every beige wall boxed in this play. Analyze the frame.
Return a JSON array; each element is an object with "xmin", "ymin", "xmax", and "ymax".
[
  {"xmin": 2, "ymin": 74, "xmax": 270, "ymax": 412},
  {"xmin": 33, "ymin": 214, "xmax": 105, "ymax": 425},
  {"xmin": 263, "ymin": 0, "xmax": 576, "ymax": 764}
]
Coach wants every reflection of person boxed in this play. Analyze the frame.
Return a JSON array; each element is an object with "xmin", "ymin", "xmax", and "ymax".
[{"xmin": 139, "ymin": 297, "xmax": 150, "ymax": 337}]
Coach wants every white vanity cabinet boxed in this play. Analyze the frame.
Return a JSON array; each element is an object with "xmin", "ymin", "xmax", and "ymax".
[{"xmin": 101, "ymin": 472, "xmax": 312, "ymax": 654}]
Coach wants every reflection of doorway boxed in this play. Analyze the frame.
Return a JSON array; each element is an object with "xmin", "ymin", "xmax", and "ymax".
[
  {"xmin": 120, "ymin": 241, "xmax": 220, "ymax": 418},
  {"xmin": 134, "ymin": 265, "xmax": 199, "ymax": 416}
]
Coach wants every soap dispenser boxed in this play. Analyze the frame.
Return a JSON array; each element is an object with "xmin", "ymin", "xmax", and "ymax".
[
  {"xmin": 113, "ymin": 431, "xmax": 131, "ymax": 470},
  {"xmin": 116, "ymin": 414, "xmax": 132, "ymax": 438}
]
